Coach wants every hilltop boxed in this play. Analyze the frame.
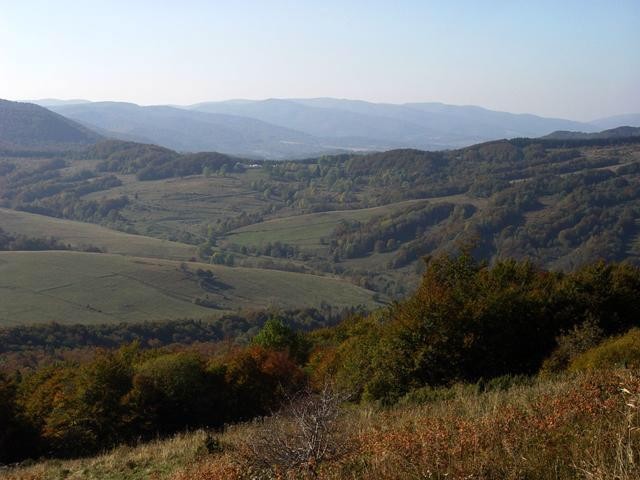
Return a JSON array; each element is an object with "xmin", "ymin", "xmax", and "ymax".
[
  {"xmin": 543, "ymin": 125, "xmax": 640, "ymax": 140},
  {"xmin": 0, "ymin": 99, "xmax": 101, "ymax": 151}
]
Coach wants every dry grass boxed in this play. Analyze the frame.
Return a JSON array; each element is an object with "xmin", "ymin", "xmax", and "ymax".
[
  {"xmin": 1, "ymin": 430, "xmax": 212, "ymax": 480},
  {"xmin": 171, "ymin": 371, "xmax": 640, "ymax": 480},
  {"xmin": 5, "ymin": 371, "xmax": 639, "ymax": 480}
]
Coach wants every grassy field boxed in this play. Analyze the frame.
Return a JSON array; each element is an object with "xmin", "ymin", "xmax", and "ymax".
[
  {"xmin": 82, "ymin": 171, "xmax": 271, "ymax": 240},
  {"xmin": 0, "ymin": 208, "xmax": 196, "ymax": 260},
  {"xmin": 224, "ymin": 194, "xmax": 478, "ymax": 253},
  {"xmin": 0, "ymin": 251, "xmax": 381, "ymax": 326}
]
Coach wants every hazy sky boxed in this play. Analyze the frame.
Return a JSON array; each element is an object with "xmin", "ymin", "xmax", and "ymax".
[{"xmin": 1, "ymin": 0, "xmax": 638, "ymax": 120}]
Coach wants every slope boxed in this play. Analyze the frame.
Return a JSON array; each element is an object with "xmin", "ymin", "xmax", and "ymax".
[
  {"xmin": 0, "ymin": 208, "xmax": 197, "ymax": 260},
  {"xmin": 0, "ymin": 251, "xmax": 381, "ymax": 326},
  {"xmin": 543, "ymin": 126, "xmax": 640, "ymax": 140},
  {"xmin": 0, "ymin": 99, "xmax": 101, "ymax": 151}
]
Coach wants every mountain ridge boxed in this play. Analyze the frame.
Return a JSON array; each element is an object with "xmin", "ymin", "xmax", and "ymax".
[
  {"xmin": 190, "ymin": 98, "xmax": 599, "ymax": 147},
  {"xmin": 542, "ymin": 126, "xmax": 640, "ymax": 140},
  {"xmin": 0, "ymin": 99, "xmax": 101, "ymax": 151},
  {"xmin": 18, "ymin": 97, "xmax": 640, "ymax": 159}
]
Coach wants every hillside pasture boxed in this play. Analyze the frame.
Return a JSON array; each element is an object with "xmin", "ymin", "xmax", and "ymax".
[
  {"xmin": 224, "ymin": 195, "xmax": 478, "ymax": 253},
  {"xmin": 81, "ymin": 171, "xmax": 270, "ymax": 239},
  {"xmin": 0, "ymin": 251, "xmax": 380, "ymax": 325},
  {"xmin": 0, "ymin": 208, "xmax": 196, "ymax": 260}
]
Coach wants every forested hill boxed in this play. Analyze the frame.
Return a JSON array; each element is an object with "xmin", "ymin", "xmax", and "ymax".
[
  {"xmin": 542, "ymin": 126, "xmax": 640, "ymax": 141},
  {"xmin": 0, "ymin": 99, "xmax": 101, "ymax": 151}
]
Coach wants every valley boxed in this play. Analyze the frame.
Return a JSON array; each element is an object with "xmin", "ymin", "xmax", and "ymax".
[
  {"xmin": 3, "ymin": 3, "xmax": 640, "ymax": 478},
  {"xmin": 2, "ymin": 108, "xmax": 640, "ymax": 319}
]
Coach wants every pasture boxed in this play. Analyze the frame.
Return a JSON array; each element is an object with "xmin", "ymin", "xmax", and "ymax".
[{"xmin": 0, "ymin": 251, "xmax": 380, "ymax": 325}]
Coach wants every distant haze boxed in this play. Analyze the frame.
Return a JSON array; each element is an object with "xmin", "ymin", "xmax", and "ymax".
[
  {"xmin": 6, "ymin": 97, "xmax": 621, "ymax": 159},
  {"xmin": 2, "ymin": 0, "xmax": 638, "ymax": 121}
]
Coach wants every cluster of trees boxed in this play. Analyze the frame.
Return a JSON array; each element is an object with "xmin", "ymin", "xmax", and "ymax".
[
  {"xmin": 208, "ymin": 210, "xmax": 268, "ymax": 236},
  {"xmin": 0, "ymin": 227, "xmax": 70, "ymax": 252},
  {"xmin": 0, "ymin": 340, "xmax": 305, "ymax": 461},
  {"xmin": 0, "ymin": 156, "xmax": 130, "ymax": 226},
  {"xmin": 196, "ymin": 242, "xmax": 236, "ymax": 265},
  {"xmin": 328, "ymin": 202, "xmax": 460, "ymax": 260},
  {"xmin": 226, "ymin": 241, "xmax": 304, "ymax": 260},
  {"xmin": 2, "ymin": 158, "xmax": 67, "ymax": 190},
  {"xmin": 0, "ymin": 227, "xmax": 102, "ymax": 254},
  {"xmin": 18, "ymin": 195, "xmax": 130, "ymax": 225},
  {"xmin": 87, "ymin": 140, "xmax": 245, "ymax": 181},
  {"xmin": 0, "ymin": 307, "xmax": 353, "ymax": 357},
  {"xmin": 137, "ymin": 153, "xmax": 245, "ymax": 181},
  {"xmin": 313, "ymin": 254, "xmax": 640, "ymax": 403},
  {"xmin": 12, "ymin": 174, "xmax": 121, "ymax": 204}
]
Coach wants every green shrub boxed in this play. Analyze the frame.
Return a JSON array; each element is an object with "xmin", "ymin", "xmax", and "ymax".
[
  {"xmin": 540, "ymin": 319, "xmax": 604, "ymax": 374},
  {"xmin": 569, "ymin": 328, "xmax": 640, "ymax": 371},
  {"xmin": 476, "ymin": 374, "xmax": 534, "ymax": 393},
  {"xmin": 398, "ymin": 385, "xmax": 457, "ymax": 405}
]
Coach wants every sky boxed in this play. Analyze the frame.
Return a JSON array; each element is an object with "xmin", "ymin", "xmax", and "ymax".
[{"xmin": 1, "ymin": 0, "xmax": 638, "ymax": 121}]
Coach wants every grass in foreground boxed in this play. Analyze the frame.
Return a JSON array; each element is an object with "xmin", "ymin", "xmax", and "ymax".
[
  {"xmin": 5, "ymin": 370, "xmax": 639, "ymax": 480},
  {"xmin": 0, "ymin": 431, "xmax": 211, "ymax": 480},
  {"xmin": 175, "ymin": 370, "xmax": 640, "ymax": 480}
]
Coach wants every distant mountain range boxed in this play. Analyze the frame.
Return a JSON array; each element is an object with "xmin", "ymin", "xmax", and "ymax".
[
  {"xmin": 45, "ymin": 101, "xmax": 338, "ymax": 159},
  {"xmin": 190, "ymin": 98, "xmax": 598, "ymax": 147},
  {"xmin": 0, "ymin": 99, "xmax": 101, "ymax": 151},
  {"xmin": 4, "ymin": 97, "xmax": 639, "ymax": 158}
]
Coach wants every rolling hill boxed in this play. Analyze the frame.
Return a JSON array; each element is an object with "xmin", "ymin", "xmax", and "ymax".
[
  {"xmin": 0, "ymin": 208, "xmax": 197, "ymax": 260},
  {"xmin": 0, "ymin": 251, "xmax": 381, "ymax": 325},
  {"xmin": 0, "ymin": 99, "xmax": 101, "ymax": 151},
  {"xmin": 590, "ymin": 113, "xmax": 640, "ymax": 130},
  {"xmin": 543, "ymin": 126, "xmax": 640, "ymax": 140}
]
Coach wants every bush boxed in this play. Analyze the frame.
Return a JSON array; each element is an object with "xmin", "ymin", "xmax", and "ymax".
[
  {"xmin": 541, "ymin": 319, "xmax": 604, "ymax": 374},
  {"xmin": 129, "ymin": 352, "xmax": 223, "ymax": 433},
  {"xmin": 252, "ymin": 317, "xmax": 311, "ymax": 363},
  {"xmin": 569, "ymin": 328, "xmax": 640, "ymax": 371}
]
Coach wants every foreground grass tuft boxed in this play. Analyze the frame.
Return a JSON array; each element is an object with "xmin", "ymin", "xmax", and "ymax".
[{"xmin": 1, "ymin": 431, "xmax": 211, "ymax": 480}]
